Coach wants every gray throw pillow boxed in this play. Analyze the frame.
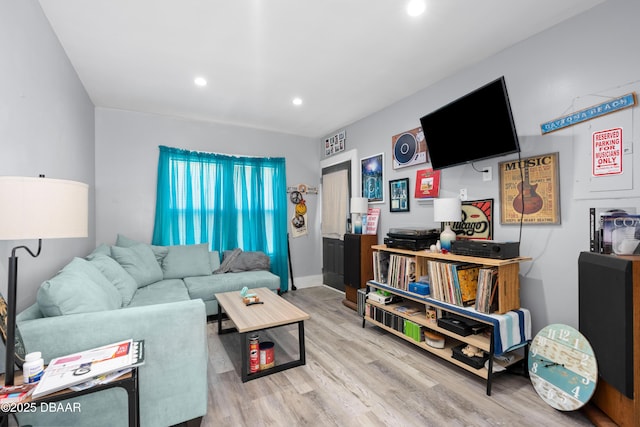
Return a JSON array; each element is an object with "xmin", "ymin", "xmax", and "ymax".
[
  {"xmin": 214, "ymin": 248, "xmax": 242, "ymax": 274},
  {"xmin": 229, "ymin": 251, "xmax": 270, "ymax": 272}
]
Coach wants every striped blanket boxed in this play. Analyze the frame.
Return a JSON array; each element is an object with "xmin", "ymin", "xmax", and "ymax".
[{"xmin": 427, "ymin": 300, "xmax": 531, "ymax": 355}]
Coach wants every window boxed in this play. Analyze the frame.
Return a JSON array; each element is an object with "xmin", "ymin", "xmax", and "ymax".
[{"xmin": 152, "ymin": 145, "xmax": 289, "ymax": 291}]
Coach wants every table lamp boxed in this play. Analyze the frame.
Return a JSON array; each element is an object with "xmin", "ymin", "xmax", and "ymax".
[
  {"xmin": 0, "ymin": 176, "xmax": 88, "ymax": 386},
  {"xmin": 350, "ymin": 197, "xmax": 369, "ymax": 234},
  {"xmin": 433, "ymin": 197, "xmax": 461, "ymax": 251}
]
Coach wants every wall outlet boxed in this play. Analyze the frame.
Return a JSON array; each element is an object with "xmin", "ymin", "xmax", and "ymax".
[
  {"xmin": 459, "ymin": 188, "xmax": 468, "ymax": 201},
  {"xmin": 483, "ymin": 166, "xmax": 492, "ymax": 182}
]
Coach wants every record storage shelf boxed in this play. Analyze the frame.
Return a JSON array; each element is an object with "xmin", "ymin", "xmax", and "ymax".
[{"xmin": 363, "ymin": 244, "xmax": 532, "ymax": 395}]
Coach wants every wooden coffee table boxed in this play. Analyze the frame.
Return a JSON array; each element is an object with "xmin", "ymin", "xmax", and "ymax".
[{"xmin": 215, "ymin": 287, "xmax": 310, "ymax": 382}]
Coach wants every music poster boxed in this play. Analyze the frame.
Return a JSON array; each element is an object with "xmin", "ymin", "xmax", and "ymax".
[
  {"xmin": 499, "ymin": 152, "xmax": 561, "ymax": 225},
  {"xmin": 451, "ymin": 199, "xmax": 493, "ymax": 240}
]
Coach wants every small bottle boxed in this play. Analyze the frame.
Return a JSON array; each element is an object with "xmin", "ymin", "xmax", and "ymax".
[{"xmin": 23, "ymin": 351, "xmax": 44, "ymax": 384}]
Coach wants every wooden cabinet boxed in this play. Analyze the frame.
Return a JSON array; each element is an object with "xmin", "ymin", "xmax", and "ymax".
[
  {"xmin": 363, "ymin": 244, "xmax": 532, "ymax": 395},
  {"xmin": 579, "ymin": 252, "xmax": 640, "ymax": 427},
  {"xmin": 342, "ymin": 233, "xmax": 378, "ymax": 310}
]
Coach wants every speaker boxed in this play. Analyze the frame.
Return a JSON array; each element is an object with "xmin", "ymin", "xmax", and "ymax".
[{"xmin": 578, "ymin": 252, "xmax": 634, "ymax": 398}]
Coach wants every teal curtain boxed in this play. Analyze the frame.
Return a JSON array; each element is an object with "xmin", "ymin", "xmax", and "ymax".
[{"xmin": 152, "ymin": 145, "xmax": 289, "ymax": 291}]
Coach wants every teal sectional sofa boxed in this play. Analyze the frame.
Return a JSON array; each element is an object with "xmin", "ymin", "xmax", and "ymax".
[{"xmin": 15, "ymin": 235, "xmax": 281, "ymax": 427}]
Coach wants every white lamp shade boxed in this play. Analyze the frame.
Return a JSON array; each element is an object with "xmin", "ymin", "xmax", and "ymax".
[
  {"xmin": 433, "ymin": 197, "xmax": 462, "ymax": 223},
  {"xmin": 350, "ymin": 197, "xmax": 369, "ymax": 214},
  {"xmin": 0, "ymin": 176, "xmax": 89, "ymax": 240}
]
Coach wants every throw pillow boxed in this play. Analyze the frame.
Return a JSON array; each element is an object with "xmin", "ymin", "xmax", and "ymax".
[
  {"xmin": 229, "ymin": 251, "xmax": 271, "ymax": 272},
  {"xmin": 87, "ymin": 244, "xmax": 111, "ymax": 258},
  {"xmin": 0, "ymin": 292, "xmax": 26, "ymax": 369},
  {"xmin": 209, "ymin": 251, "xmax": 221, "ymax": 272},
  {"xmin": 214, "ymin": 248, "xmax": 242, "ymax": 274},
  {"xmin": 115, "ymin": 234, "xmax": 140, "ymax": 248},
  {"xmin": 162, "ymin": 244, "xmax": 212, "ymax": 279},
  {"xmin": 115, "ymin": 234, "xmax": 169, "ymax": 264},
  {"xmin": 64, "ymin": 258, "xmax": 123, "ymax": 308},
  {"xmin": 111, "ymin": 244, "xmax": 164, "ymax": 287},
  {"xmin": 88, "ymin": 253, "xmax": 138, "ymax": 306},
  {"xmin": 37, "ymin": 259, "xmax": 122, "ymax": 317}
]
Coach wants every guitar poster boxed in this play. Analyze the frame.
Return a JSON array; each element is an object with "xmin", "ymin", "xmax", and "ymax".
[{"xmin": 499, "ymin": 152, "xmax": 560, "ymax": 224}]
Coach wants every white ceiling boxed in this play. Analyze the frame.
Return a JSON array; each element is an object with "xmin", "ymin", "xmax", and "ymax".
[{"xmin": 38, "ymin": 0, "xmax": 605, "ymax": 139}]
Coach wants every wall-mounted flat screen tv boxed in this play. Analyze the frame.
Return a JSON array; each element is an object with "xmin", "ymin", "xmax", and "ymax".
[{"xmin": 419, "ymin": 76, "xmax": 520, "ymax": 170}]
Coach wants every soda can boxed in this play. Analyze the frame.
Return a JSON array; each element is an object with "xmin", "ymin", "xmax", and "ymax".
[{"xmin": 249, "ymin": 334, "xmax": 260, "ymax": 373}]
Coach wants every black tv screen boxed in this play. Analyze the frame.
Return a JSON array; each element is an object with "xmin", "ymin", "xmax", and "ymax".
[{"xmin": 419, "ymin": 76, "xmax": 520, "ymax": 170}]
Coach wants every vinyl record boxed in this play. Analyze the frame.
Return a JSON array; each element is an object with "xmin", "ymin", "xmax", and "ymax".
[{"xmin": 394, "ymin": 133, "xmax": 417, "ymax": 164}]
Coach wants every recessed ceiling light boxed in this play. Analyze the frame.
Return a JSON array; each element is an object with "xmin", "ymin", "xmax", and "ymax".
[
  {"xmin": 407, "ymin": 0, "xmax": 426, "ymax": 17},
  {"xmin": 292, "ymin": 97, "xmax": 303, "ymax": 106},
  {"xmin": 194, "ymin": 77, "xmax": 207, "ymax": 87}
]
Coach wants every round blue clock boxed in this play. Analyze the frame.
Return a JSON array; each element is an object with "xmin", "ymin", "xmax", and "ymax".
[{"xmin": 528, "ymin": 323, "xmax": 598, "ymax": 411}]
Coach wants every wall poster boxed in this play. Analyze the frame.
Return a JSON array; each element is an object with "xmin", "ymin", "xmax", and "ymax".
[
  {"xmin": 391, "ymin": 127, "xmax": 427, "ymax": 169},
  {"xmin": 361, "ymin": 153, "xmax": 384, "ymax": 203},
  {"xmin": 414, "ymin": 168, "xmax": 440, "ymax": 199},
  {"xmin": 499, "ymin": 152, "xmax": 561, "ymax": 225},
  {"xmin": 450, "ymin": 199, "xmax": 493, "ymax": 240}
]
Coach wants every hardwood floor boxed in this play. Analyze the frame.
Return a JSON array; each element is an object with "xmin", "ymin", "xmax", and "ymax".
[{"xmin": 203, "ymin": 285, "xmax": 594, "ymax": 427}]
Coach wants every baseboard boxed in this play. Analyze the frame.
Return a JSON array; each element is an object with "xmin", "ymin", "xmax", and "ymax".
[{"xmin": 290, "ymin": 274, "xmax": 323, "ymax": 289}]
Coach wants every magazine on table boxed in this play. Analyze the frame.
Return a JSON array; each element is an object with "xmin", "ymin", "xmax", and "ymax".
[
  {"xmin": 32, "ymin": 339, "xmax": 144, "ymax": 398},
  {"xmin": 0, "ymin": 383, "xmax": 36, "ymax": 403}
]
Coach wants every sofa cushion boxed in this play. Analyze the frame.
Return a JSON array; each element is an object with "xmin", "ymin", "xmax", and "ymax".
[
  {"xmin": 111, "ymin": 244, "xmax": 164, "ymax": 288},
  {"xmin": 209, "ymin": 251, "xmax": 221, "ymax": 272},
  {"xmin": 162, "ymin": 244, "xmax": 212, "ymax": 279},
  {"xmin": 88, "ymin": 244, "xmax": 111, "ymax": 257},
  {"xmin": 115, "ymin": 234, "xmax": 169, "ymax": 264},
  {"xmin": 87, "ymin": 253, "xmax": 138, "ymax": 306},
  {"xmin": 37, "ymin": 258, "xmax": 122, "ymax": 317},
  {"xmin": 183, "ymin": 270, "xmax": 280, "ymax": 301},
  {"xmin": 126, "ymin": 279, "xmax": 191, "ymax": 308}
]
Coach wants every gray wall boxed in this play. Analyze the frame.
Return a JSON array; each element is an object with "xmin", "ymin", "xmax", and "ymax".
[
  {"xmin": 325, "ymin": 0, "xmax": 640, "ymax": 333},
  {"xmin": 3, "ymin": 0, "xmax": 638, "ymax": 337},
  {"xmin": 94, "ymin": 108, "xmax": 321, "ymax": 283},
  {"xmin": 0, "ymin": 0, "xmax": 96, "ymax": 311}
]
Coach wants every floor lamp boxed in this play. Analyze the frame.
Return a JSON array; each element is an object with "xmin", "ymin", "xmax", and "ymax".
[{"xmin": 0, "ymin": 176, "xmax": 88, "ymax": 386}]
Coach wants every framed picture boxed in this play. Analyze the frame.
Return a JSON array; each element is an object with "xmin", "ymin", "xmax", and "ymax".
[
  {"xmin": 391, "ymin": 127, "xmax": 428, "ymax": 169},
  {"xmin": 323, "ymin": 130, "xmax": 346, "ymax": 157},
  {"xmin": 499, "ymin": 152, "xmax": 561, "ymax": 224},
  {"xmin": 389, "ymin": 178, "xmax": 410, "ymax": 212},
  {"xmin": 450, "ymin": 199, "xmax": 493, "ymax": 239},
  {"xmin": 414, "ymin": 168, "xmax": 441, "ymax": 199},
  {"xmin": 361, "ymin": 153, "xmax": 384, "ymax": 203}
]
